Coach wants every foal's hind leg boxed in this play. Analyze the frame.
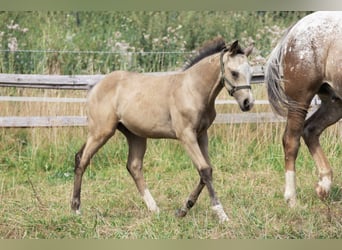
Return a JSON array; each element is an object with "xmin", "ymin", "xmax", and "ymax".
[
  {"xmin": 71, "ymin": 120, "xmax": 117, "ymax": 214},
  {"xmin": 118, "ymin": 125, "xmax": 159, "ymax": 213},
  {"xmin": 303, "ymin": 95, "xmax": 342, "ymax": 200}
]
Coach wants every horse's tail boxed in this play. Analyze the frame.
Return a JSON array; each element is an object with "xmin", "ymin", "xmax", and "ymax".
[{"xmin": 265, "ymin": 26, "xmax": 294, "ymax": 117}]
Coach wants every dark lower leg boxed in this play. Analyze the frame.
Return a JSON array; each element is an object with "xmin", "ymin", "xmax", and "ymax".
[
  {"xmin": 176, "ymin": 179, "xmax": 205, "ymax": 217},
  {"xmin": 71, "ymin": 132, "xmax": 115, "ymax": 213},
  {"xmin": 201, "ymin": 168, "xmax": 228, "ymax": 222},
  {"xmin": 71, "ymin": 145, "xmax": 87, "ymax": 212}
]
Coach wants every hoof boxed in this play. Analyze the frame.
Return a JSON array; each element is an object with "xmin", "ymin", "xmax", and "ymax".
[
  {"xmin": 212, "ymin": 204, "xmax": 229, "ymax": 223},
  {"xmin": 71, "ymin": 207, "xmax": 81, "ymax": 215},
  {"xmin": 315, "ymin": 184, "xmax": 330, "ymax": 201},
  {"xmin": 285, "ymin": 197, "xmax": 296, "ymax": 208},
  {"xmin": 175, "ymin": 208, "xmax": 187, "ymax": 218},
  {"xmin": 315, "ymin": 176, "xmax": 331, "ymax": 200},
  {"xmin": 218, "ymin": 214, "xmax": 229, "ymax": 223},
  {"xmin": 149, "ymin": 206, "xmax": 160, "ymax": 214}
]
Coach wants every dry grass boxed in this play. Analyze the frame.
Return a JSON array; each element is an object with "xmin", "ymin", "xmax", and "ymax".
[{"xmin": 0, "ymin": 86, "xmax": 341, "ymax": 239}]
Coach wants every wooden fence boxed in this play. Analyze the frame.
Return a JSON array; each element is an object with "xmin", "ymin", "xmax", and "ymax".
[{"xmin": 0, "ymin": 66, "xmax": 290, "ymax": 127}]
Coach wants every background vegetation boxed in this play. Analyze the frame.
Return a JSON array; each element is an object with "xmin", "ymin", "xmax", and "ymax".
[
  {"xmin": 0, "ymin": 11, "xmax": 310, "ymax": 74},
  {"xmin": 0, "ymin": 11, "xmax": 341, "ymax": 239}
]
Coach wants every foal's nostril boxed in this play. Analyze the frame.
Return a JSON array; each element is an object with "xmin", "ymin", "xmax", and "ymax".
[
  {"xmin": 243, "ymin": 99, "xmax": 250, "ymax": 111},
  {"xmin": 241, "ymin": 98, "xmax": 254, "ymax": 112}
]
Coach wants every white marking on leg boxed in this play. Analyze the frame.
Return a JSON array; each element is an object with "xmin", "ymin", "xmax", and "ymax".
[
  {"xmin": 143, "ymin": 189, "xmax": 159, "ymax": 213},
  {"xmin": 284, "ymin": 170, "xmax": 296, "ymax": 207},
  {"xmin": 76, "ymin": 209, "xmax": 81, "ymax": 215},
  {"xmin": 318, "ymin": 176, "xmax": 332, "ymax": 193},
  {"xmin": 211, "ymin": 204, "xmax": 229, "ymax": 223}
]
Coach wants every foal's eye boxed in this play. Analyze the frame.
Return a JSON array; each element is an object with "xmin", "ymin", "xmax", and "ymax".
[{"xmin": 231, "ymin": 71, "xmax": 239, "ymax": 78}]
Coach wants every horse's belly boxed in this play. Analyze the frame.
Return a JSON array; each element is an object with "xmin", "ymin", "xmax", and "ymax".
[{"xmin": 120, "ymin": 115, "xmax": 176, "ymax": 139}]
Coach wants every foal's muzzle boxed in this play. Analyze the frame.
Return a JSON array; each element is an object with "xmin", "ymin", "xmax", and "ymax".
[{"xmin": 240, "ymin": 97, "xmax": 254, "ymax": 112}]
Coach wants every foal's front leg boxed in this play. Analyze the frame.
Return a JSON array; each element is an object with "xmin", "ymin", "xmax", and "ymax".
[{"xmin": 178, "ymin": 130, "xmax": 228, "ymax": 222}]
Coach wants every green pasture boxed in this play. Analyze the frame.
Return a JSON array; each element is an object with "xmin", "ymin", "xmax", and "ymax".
[
  {"xmin": 0, "ymin": 117, "xmax": 341, "ymax": 239},
  {"xmin": 0, "ymin": 11, "xmax": 341, "ymax": 239}
]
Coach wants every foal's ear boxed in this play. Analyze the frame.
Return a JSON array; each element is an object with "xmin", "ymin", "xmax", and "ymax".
[
  {"xmin": 228, "ymin": 40, "xmax": 244, "ymax": 55},
  {"xmin": 244, "ymin": 42, "xmax": 254, "ymax": 57}
]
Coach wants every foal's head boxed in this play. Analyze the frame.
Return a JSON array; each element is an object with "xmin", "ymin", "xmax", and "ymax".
[{"xmin": 221, "ymin": 40, "xmax": 254, "ymax": 111}]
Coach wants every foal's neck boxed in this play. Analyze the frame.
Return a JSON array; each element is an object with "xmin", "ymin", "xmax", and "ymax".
[{"xmin": 189, "ymin": 53, "xmax": 223, "ymax": 106}]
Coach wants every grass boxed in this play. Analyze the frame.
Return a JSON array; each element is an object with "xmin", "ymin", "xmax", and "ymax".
[
  {"xmin": 1, "ymin": 84, "xmax": 341, "ymax": 239},
  {"xmin": 0, "ymin": 116, "xmax": 341, "ymax": 238},
  {"xmin": 1, "ymin": 10, "xmax": 340, "ymax": 239},
  {"xmin": 0, "ymin": 82, "xmax": 341, "ymax": 239}
]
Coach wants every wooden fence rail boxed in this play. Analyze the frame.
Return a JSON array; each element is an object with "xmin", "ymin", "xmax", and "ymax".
[
  {"xmin": 0, "ymin": 66, "xmax": 265, "ymax": 90},
  {"xmin": 0, "ymin": 66, "xmax": 306, "ymax": 127},
  {"xmin": 0, "ymin": 113, "xmax": 286, "ymax": 128}
]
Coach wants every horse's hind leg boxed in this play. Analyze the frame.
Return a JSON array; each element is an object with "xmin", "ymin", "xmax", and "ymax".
[
  {"xmin": 71, "ymin": 120, "xmax": 117, "ymax": 214},
  {"xmin": 118, "ymin": 125, "xmax": 159, "ymax": 213},
  {"xmin": 303, "ymin": 93, "xmax": 342, "ymax": 200},
  {"xmin": 283, "ymin": 106, "xmax": 308, "ymax": 207}
]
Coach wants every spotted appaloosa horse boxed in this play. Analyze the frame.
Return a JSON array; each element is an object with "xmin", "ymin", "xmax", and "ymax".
[
  {"xmin": 71, "ymin": 37, "xmax": 254, "ymax": 222},
  {"xmin": 265, "ymin": 11, "xmax": 342, "ymax": 207}
]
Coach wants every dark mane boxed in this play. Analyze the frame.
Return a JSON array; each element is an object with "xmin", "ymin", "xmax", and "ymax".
[{"xmin": 182, "ymin": 36, "xmax": 227, "ymax": 71}]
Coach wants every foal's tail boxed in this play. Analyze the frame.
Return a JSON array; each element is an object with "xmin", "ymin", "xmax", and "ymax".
[{"xmin": 265, "ymin": 26, "xmax": 294, "ymax": 117}]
